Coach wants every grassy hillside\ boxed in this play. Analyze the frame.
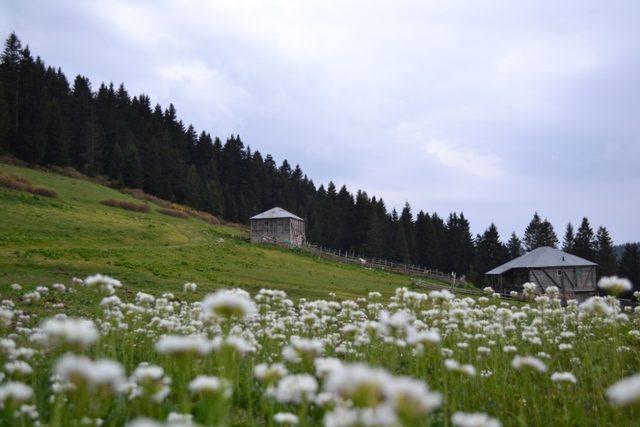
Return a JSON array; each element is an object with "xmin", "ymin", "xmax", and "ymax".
[{"xmin": 0, "ymin": 162, "xmax": 419, "ymax": 306}]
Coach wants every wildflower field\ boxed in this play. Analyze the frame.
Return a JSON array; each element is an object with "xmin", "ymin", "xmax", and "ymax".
[{"xmin": 1, "ymin": 275, "xmax": 639, "ymax": 427}]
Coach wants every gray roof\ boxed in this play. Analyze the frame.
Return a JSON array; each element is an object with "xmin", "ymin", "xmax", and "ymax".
[
  {"xmin": 250, "ymin": 207, "xmax": 304, "ymax": 221},
  {"xmin": 486, "ymin": 246, "xmax": 596, "ymax": 275}
]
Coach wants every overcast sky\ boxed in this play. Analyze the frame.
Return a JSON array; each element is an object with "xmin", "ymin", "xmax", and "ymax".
[{"xmin": 2, "ymin": 0, "xmax": 639, "ymax": 242}]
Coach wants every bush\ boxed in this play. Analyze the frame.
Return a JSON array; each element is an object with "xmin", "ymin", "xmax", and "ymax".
[
  {"xmin": 0, "ymin": 173, "xmax": 58, "ymax": 198},
  {"xmin": 100, "ymin": 199, "xmax": 150, "ymax": 213}
]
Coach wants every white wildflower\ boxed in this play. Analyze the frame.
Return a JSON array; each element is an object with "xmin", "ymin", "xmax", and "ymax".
[
  {"xmin": 271, "ymin": 374, "xmax": 318, "ymax": 404},
  {"xmin": 579, "ymin": 297, "xmax": 614, "ymax": 316},
  {"xmin": 155, "ymin": 335, "xmax": 213, "ymax": 356},
  {"xmin": 254, "ymin": 363, "xmax": 288, "ymax": 384},
  {"xmin": 445, "ymin": 359, "xmax": 477, "ymax": 377},
  {"xmin": 597, "ymin": 276, "xmax": 633, "ymax": 295},
  {"xmin": 41, "ymin": 317, "xmax": 99, "ymax": 348},
  {"xmin": 201, "ymin": 289, "xmax": 256, "ymax": 320},
  {"xmin": 389, "ymin": 375, "xmax": 442, "ymax": 416},
  {"xmin": 188, "ymin": 375, "xmax": 232, "ymax": 398},
  {"xmin": 0, "ymin": 382, "xmax": 33, "ymax": 406},
  {"xmin": 606, "ymin": 374, "xmax": 640, "ymax": 406},
  {"xmin": 274, "ymin": 413, "xmax": 299, "ymax": 425},
  {"xmin": 5, "ymin": 361, "xmax": 33, "ymax": 376},
  {"xmin": 135, "ymin": 292, "xmax": 155, "ymax": 305},
  {"xmin": 183, "ymin": 282, "xmax": 197, "ymax": 293},
  {"xmin": 452, "ymin": 412, "xmax": 502, "ymax": 427},
  {"xmin": 55, "ymin": 354, "xmax": 125, "ymax": 393},
  {"xmin": 511, "ymin": 356, "xmax": 547, "ymax": 373},
  {"xmin": 84, "ymin": 274, "xmax": 123, "ymax": 294},
  {"xmin": 551, "ymin": 372, "xmax": 577, "ymax": 384}
]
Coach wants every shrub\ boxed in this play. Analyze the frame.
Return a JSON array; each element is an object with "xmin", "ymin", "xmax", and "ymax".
[
  {"xmin": 191, "ymin": 210, "xmax": 221, "ymax": 225},
  {"xmin": 0, "ymin": 173, "xmax": 58, "ymax": 198},
  {"xmin": 158, "ymin": 208, "xmax": 190, "ymax": 219},
  {"xmin": 121, "ymin": 188, "xmax": 172, "ymax": 208},
  {"xmin": 100, "ymin": 199, "xmax": 150, "ymax": 213}
]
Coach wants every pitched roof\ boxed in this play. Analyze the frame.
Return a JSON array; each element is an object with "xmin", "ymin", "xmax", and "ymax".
[
  {"xmin": 486, "ymin": 246, "xmax": 596, "ymax": 275},
  {"xmin": 250, "ymin": 207, "xmax": 303, "ymax": 221}
]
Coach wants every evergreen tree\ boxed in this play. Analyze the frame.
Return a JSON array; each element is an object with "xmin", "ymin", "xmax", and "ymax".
[
  {"xmin": 390, "ymin": 210, "xmax": 410, "ymax": 264},
  {"xmin": 573, "ymin": 217, "xmax": 596, "ymax": 261},
  {"xmin": 595, "ymin": 226, "xmax": 617, "ymax": 278},
  {"xmin": 523, "ymin": 212, "xmax": 543, "ymax": 251},
  {"xmin": 539, "ymin": 219, "xmax": 559, "ymax": 248},
  {"xmin": 524, "ymin": 212, "xmax": 558, "ymax": 250},
  {"xmin": 507, "ymin": 232, "xmax": 522, "ymax": 259},
  {"xmin": 362, "ymin": 205, "xmax": 385, "ymax": 258},
  {"xmin": 0, "ymin": 82, "xmax": 8, "ymax": 151},
  {"xmin": 184, "ymin": 165, "xmax": 202, "ymax": 209},
  {"xmin": 109, "ymin": 143, "xmax": 125, "ymax": 186},
  {"xmin": 400, "ymin": 202, "xmax": 416, "ymax": 263},
  {"xmin": 1, "ymin": 32, "xmax": 23, "ymax": 149},
  {"xmin": 562, "ymin": 223, "xmax": 575, "ymax": 253},
  {"xmin": 43, "ymin": 99, "xmax": 69, "ymax": 166},
  {"xmin": 618, "ymin": 243, "xmax": 640, "ymax": 293},
  {"xmin": 444, "ymin": 212, "xmax": 475, "ymax": 276},
  {"xmin": 475, "ymin": 223, "xmax": 509, "ymax": 283},
  {"xmin": 122, "ymin": 142, "xmax": 143, "ymax": 188}
]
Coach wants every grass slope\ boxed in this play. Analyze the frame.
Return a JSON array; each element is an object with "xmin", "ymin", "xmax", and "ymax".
[{"xmin": 0, "ymin": 163, "xmax": 426, "ymax": 305}]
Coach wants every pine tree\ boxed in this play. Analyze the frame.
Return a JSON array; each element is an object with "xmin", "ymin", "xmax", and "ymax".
[
  {"xmin": 390, "ymin": 210, "xmax": 410, "ymax": 264},
  {"xmin": 618, "ymin": 243, "xmax": 640, "ymax": 293},
  {"xmin": 444, "ymin": 213, "xmax": 475, "ymax": 276},
  {"xmin": 400, "ymin": 202, "xmax": 416, "ymax": 263},
  {"xmin": 524, "ymin": 213, "xmax": 558, "ymax": 250},
  {"xmin": 523, "ymin": 212, "xmax": 543, "ymax": 251},
  {"xmin": 430, "ymin": 213, "xmax": 446, "ymax": 271},
  {"xmin": 475, "ymin": 223, "xmax": 509, "ymax": 284},
  {"xmin": 122, "ymin": 143, "xmax": 143, "ymax": 188},
  {"xmin": 109, "ymin": 143, "xmax": 125, "ymax": 186},
  {"xmin": 362, "ymin": 207, "xmax": 385, "ymax": 258},
  {"xmin": 200, "ymin": 180, "xmax": 224, "ymax": 216},
  {"xmin": 539, "ymin": 219, "xmax": 558, "ymax": 248},
  {"xmin": 184, "ymin": 164, "xmax": 202, "ymax": 209},
  {"xmin": 43, "ymin": 99, "xmax": 70, "ymax": 166},
  {"xmin": 573, "ymin": 217, "xmax": 596, "ymax": 261},
  {"xmin": 69, "ymin": 75, "xmax": 94, "ymax": 170},
  {"xmin": 562, "ymin": 223, "xmax": 575, "ymax": 253},
  {"xmin": 414, "ymin": 211, "xmax": 430, "ymax": 267},
  {"xmin": 595, "ymin": 226, "xmax": 617, "ymax": 278},
  {"xmin": 507, "ymin": 232, "xmax": 522, "ymax": 259},
  {"xmin": 0, "ymin": 82, "xmax": 8, "ymax": 152},
  {"xmin": 17, "ymin": 51, "xmax": 50, "ymax": 164},
  {"xmin": 1, "ymin": 32, "xmax": 22, "ymax": 145}
]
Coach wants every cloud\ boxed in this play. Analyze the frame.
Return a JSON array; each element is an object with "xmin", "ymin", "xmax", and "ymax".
[
  {"xmin": 2, "ymin": 0, "xmax": 639, "ymax": 241},
  {"xmin": 155, "ymin": 59, "xmax": 250, "ymax": 125},
  {"xmin": 424, "ymin": 139, "xmax": 502, "ymax": 179}
]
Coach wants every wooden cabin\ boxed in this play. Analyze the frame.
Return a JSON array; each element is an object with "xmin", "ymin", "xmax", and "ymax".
[
  {"xmin": 249, "ymin": 207, "xmax": 306, "ymax": 248},
  {"xmin": 486, "ymin": 246, "xmax": 597, "ymax": 301}
]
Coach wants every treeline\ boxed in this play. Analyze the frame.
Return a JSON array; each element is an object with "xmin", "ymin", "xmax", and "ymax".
[{"xmin": 1, "ymin": 33, "xmax": 638, "ymax": 288}]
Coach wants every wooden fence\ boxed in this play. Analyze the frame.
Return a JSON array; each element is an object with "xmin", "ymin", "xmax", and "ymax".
[
  {"xmin": 300, "ymin": 244, "xmax": 530, "ymax": 299},
  {"xmin": 302, "ymin": 242, "xmax": 467, "ymax": 288}
]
